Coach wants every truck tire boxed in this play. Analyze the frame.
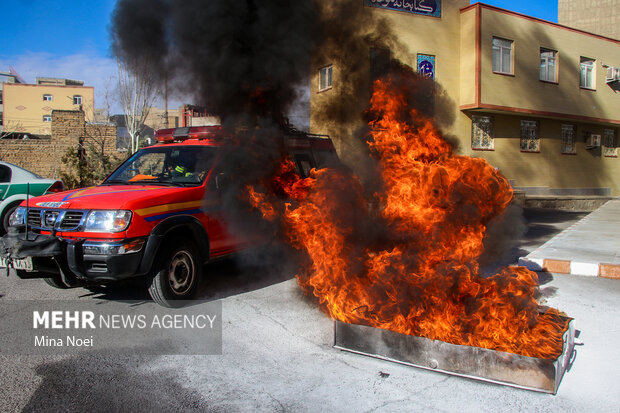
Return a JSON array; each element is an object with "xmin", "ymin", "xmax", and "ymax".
[
  {"xmin": 43, "ymin": 275, "xmax": 70, "ymax": 289},
  {"xmin": 148, "ymin": 238, "xmax": 202, "ymax": 307}
]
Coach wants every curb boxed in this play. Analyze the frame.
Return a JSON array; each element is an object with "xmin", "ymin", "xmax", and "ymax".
[
  {"xmin": 518, "ymin": 257, "xmax": 620, "ymax": 279},
  {"xmin": 517, "ymin": 200, "xmax": 620, "ymax": 279}
]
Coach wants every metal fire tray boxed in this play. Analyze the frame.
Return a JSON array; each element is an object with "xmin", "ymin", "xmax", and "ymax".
[{"xmin": 334, "ymin": 319, "xmax": 575, "ymax": 394}]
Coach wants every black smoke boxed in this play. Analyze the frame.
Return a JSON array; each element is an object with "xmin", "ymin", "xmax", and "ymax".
[
  {"xmin": 110, "ymin": 0, "xmax": 523, "ymax": 279},
  {"xmin": 111, "ymin": 0, "xmax": 322, "ymax": 124}
]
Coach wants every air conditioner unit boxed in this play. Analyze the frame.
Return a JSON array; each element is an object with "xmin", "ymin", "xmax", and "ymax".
[{"xmin": 586, "ymin": 134, "xmax": 601, "ymax": 149}]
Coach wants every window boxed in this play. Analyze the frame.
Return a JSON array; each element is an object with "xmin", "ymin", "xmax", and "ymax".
[
  {"xmin": 73, "ymin": 95, "xmax": 83, "ymax": 105},
  {"xmin": 492, "ymin": 37, "xmax": 513, "ymax": 74},
  {"xmin": 43, "ymin": 94, "xmax": 53, "ymax": 101},
  {"xmin": 561, "ymin": 124, "xmax": 577, "ymax": 154},
  {"xmin": 319, "ymin": 65, "xmax": 332, "ymax": 92},
  {"xmin": 43, "ymin": 115, "xmax": 52, "ymax": 122},
  {"xmin": 471, "ymin": 115, "xmax": 494, "ymax": 150},
  {"xmin": 520, "ymin": 120, "xmax": 540, "ymax": 152},
  {"xmin": 540, "ymin": 48, "xmax": 558, "ymax": 82},
  {"xmin": 603, "ymin": 129, "xmax": 617, "ymax": 157},
  {"xmin": 0, "ymin": 165, "xmax": 11, "ymax": 183},
  {"xmin": 294, "ymin": 154, "xmax": 314, "ymax": 178},
  {"xmin": 580, "ymin": 57, "xmax": 595, "ymax": 89}
]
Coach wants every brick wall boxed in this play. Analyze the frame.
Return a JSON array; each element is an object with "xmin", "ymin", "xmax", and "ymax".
[{"xmin": 0, "ymin": 110, "xmax": 123, "ymax": 180}]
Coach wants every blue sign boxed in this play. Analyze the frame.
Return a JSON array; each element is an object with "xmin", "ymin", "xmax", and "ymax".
[
  {"xmin": 365, "ymin": 0, "xmax": 441, "ymax": 18},
  {"xmin": 417, "ymin": 54, "xmax": 435, "ymax": 79}
]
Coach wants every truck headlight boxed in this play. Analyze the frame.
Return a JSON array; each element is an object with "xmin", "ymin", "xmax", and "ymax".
[
  {"xmin": 84, "ymin": 210, "xmax": 132, "ymax": 232},
  {"xmin": 9, "ymin": 206, "xmax": 26, "ymax": 226}
]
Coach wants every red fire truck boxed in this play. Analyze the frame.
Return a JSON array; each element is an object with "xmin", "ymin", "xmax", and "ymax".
[{"xmin": 1, "ymin": 126, "xmax": 338, "ymax": 306}]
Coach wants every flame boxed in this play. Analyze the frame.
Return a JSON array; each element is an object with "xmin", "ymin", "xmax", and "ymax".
[{"xmin": 250, "ymin": 76, "xmax": 569, "ymax": 359}]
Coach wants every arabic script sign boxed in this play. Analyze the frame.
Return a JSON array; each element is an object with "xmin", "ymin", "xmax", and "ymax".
[
  {"xmin": 417, "ymin": 54, "xmax": 435, "ymax": 79},
  {"xmin": 365, "ymin": 0, "xmax": 441, "ymax": 18}
]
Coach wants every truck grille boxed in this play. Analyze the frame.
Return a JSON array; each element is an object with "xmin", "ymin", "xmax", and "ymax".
[
  {"xmin": 59, "ymin": 211, "xmax": 85, "ymax": 229},
  {"xmin": 27, "ymin": 209, "xmax": 42, "ymax": 227},
  {"xmin": 25, "ymin": 208, "xmax": 86, "ymax": 231}
]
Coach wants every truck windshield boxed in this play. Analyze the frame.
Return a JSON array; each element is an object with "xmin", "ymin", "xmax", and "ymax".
[{"xmin": 104, "ymin": 146, "xmax": 219, "ymax": 186}]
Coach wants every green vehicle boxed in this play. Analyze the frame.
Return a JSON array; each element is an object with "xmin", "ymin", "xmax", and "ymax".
[{"xmin": 0, "ymin": 161, "xmax": 64, "ymax": 234}]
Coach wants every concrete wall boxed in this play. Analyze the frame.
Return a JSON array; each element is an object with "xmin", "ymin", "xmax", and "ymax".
[{"xmin": 2, "ymin": 83, "xmax": 95, "ymax": 136}]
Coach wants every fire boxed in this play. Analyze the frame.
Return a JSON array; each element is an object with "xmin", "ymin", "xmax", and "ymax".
[{"xmin": 250, "ymin": 75, "xmax": 569, "ymax": 359}]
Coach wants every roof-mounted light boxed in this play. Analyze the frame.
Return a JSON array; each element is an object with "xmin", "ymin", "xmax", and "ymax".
[{"xmin": 155, "ymin": 126, "xmax": 223, "ymax": 143}]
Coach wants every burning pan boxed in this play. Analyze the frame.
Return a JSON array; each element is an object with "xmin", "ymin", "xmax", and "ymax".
[{"xmin": 334, "ymin": 318, "xmax": 575, "ymax": 394}]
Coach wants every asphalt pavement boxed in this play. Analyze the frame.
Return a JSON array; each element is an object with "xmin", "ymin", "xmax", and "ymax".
[{"xmin": 0, "ymin": 205, "xmax": 619, "ymax": 412}]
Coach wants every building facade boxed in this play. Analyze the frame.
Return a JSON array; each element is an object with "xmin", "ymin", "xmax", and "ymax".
[
  {"xmin": 559, "ymin": 0, "xmax": 620, "ymax": 40},
  {"xmin": 2, "ymin": 78, "xmax": 94, "ymax": 137},
  {"xmin": 0, "ymin": 70, "xmax": 24, "ymax": 134},
  {"xmin": 310, "ymin": 1, "xmax": 620, "ymax": 196}
]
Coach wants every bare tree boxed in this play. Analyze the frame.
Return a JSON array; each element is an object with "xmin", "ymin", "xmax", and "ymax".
[
  {"xmin": 117, "ymin": 57, "xmax": 158, "ymax": 153},
  {"xmin": 0, "ymin": 120, "xmax": 28, "ymax": 160}
]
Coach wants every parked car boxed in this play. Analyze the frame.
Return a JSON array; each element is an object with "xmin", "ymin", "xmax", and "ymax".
[
  {"xmin": 0, "ymin": 161, "xmax": 64, "ymax": 234},
  {"xmin": 0, "ymin": 126, "xmax": 338, "ymax": 307}
]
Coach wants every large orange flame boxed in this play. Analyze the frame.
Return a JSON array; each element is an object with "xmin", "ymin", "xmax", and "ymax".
[{"xmin": 249, "ymin": 76, "xmax": 569, "ymax": 359}]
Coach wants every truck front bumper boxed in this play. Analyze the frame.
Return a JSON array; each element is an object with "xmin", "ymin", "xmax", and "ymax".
[{"xmin": 1, "ymin": 231, "xmax": 147, "ymax": 283}]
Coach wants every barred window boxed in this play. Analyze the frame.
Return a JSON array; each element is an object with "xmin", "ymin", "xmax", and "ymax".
[
  {"xmin": 603, "ymin": 129, "xmax": 617, "ymax": 157},
  {"xmin": 561, "ymin": 124, "xmax": 577, "ymax": 154},
  {"xmin": 471, "ymin": 115, "xmax": 494, "ymax": 150},
  {"xmin": 520, "ymin": 120, "xmax": 540, "ymax": 152}
]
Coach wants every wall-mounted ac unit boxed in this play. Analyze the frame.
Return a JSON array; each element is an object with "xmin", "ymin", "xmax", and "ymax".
[{"xmin": 586, "ymin": 134, "xmax": 601, "ymax": 149}]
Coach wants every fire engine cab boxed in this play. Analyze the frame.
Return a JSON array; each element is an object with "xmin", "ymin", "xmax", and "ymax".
[{"xmin": 0, "ymin": 126, "xmax": 338, "ymax": 307}]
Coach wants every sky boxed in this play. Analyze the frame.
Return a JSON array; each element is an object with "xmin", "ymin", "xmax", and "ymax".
[{"xmin": 0, "ymin": 0, "xmax": 559, "ymax": 114}]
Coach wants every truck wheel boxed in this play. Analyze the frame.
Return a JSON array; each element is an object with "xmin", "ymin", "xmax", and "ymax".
[
  {"xmin": 43, "ymin": 275, "xmax": 70, "ymax": 289},
  {"xmin": 148, "ymin": 239, "xmax": 202, "ymax": 307}
]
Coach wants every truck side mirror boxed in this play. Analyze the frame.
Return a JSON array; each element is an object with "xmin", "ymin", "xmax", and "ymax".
[{"xmin": 215, "ymin": 173, "xmax": 229, "ymax": 190}]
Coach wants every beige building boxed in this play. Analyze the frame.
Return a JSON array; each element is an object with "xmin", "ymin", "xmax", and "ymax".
[
  {"xmin": 0, "ymin": 70, "xmax": 23, "ymax": 134},
  {"xmin": 2, "ymin": 78, "xmax": 94, "ymax": 136},
  {"xmin": 559, "ymin": 0, "xmax": 620, "ymax": 40},
  {"xmin": 310, "ymin": 1, "xmax": 620, "ymax": 196}
]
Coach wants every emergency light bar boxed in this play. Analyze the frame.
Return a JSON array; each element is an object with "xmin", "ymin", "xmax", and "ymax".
[{"xmin": 155, "ymin": 126, "xmax": 224, "ymax": 143}]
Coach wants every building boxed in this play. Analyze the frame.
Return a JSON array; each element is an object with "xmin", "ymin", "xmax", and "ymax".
[
  {"xmin": 2, "ymin": 77, "xmax": 94, "ymax": 137},
  {"xmin": 0, "ymin": 68, "xmax": 24, "ymax": 134},
  {"xmin": 310, "ymin": 1, "xmax": 620, "ymax": 196},
  {"xmin": 559, "ymin": 0, "xmax": 620, "ymax": 40}
]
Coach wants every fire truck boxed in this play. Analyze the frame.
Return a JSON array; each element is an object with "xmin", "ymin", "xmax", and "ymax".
[{"xmin": 0, "ymin": 126, "xmax": 338, "ymax": 307}]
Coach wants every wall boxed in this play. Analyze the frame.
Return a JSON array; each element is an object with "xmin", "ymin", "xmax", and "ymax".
[
  {"xmin": 463, "ymin": 4, "xmax": 620, "ymax": 122},
  {"xmin": 0, "ymin": 110, "xmax": 120, "ymax": 180},
  {"xmin": 310, "ymin": 0, "xmax": 469, "ymax": 167},
  {"xmin": 461, "ymin": 112, "xmax": 620, "ymax": 194},
  {"xmin": 559, "ymin": 0, "xmax": 620, "ymax": 40}
]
